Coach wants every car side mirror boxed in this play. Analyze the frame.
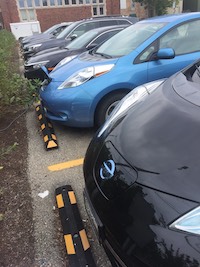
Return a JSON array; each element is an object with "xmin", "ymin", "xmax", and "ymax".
[
  {"xmin": 157, "ymin": 48, "xmax": 175, "ymax": 60},
  {"xmin": 70, "ymin": 34, "xmax": 78, "ymax": 41}
]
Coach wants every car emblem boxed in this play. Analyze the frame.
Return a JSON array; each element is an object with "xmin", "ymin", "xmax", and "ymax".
[{"xmin": 100, "ymin": 160, "xmax": 115, "ymax": 180}]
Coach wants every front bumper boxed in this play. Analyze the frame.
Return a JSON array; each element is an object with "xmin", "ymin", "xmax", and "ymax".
[
  {"xmin": 39, "ymin": 83, "xmax": 95, "ymax": 127},
  {"xmin": 83, "ymin": 188, "xmax": 127, "ymax": 267}
]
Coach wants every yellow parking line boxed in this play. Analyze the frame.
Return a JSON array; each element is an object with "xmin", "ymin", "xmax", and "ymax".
[{"xmin": 48, "ymin": 158, "xmax": 84, "ymax": 171}]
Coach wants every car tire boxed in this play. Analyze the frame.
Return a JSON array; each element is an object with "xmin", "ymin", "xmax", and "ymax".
[{"xmin": 95, "ymin": 91, "xmax": 127, "ymax": 128}]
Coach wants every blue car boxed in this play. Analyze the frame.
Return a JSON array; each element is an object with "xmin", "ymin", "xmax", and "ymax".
[{"xmin": 40, "ymin": 12, "xmax": 200, "ymax": 128}]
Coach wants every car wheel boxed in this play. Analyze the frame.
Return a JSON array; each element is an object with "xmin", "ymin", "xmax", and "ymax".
[{"xmin": 95, "ymin": 92, "xmax": 127, "ymax": 128}]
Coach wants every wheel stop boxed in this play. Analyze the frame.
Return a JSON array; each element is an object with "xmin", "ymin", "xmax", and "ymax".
[
  {"xmin": 55, "ymin": 185, "xmax": 97, "ymax": 267},
  {"xmin": 35, "ymin": 104, "xmax": 58, "ymax": 150}
]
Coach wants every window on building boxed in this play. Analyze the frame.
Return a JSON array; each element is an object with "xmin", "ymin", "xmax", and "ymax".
[
  {"xmin": 27, "ymin": 0, "xmax": 33, "ymax": 7},
  {"xmin": 131, "ymin": 2, "xmax": 135, "ymax": 9},
  {"xmin": 93, "ymin": 6, "xmax": 97, "ymax": 15},
  {"xmin": 99, "ymin": 6, "xmax": 104, "ymax": 15},
  {"xmin": 17, "ymin": 0, "xmax": 106, "ymax": 17},
  {"xmin": 92, "ymin": 4, "xmax": 105, "ymax": 16},
  {"xmin": 20, "ymin": 10, "xmax": 28, "ymax": 20},
  {"xmin": 29, "ymin": 9, "xmax": 35, "ymax": 19},
  {"xmin": 19, "ymin": 9, "xmax": 36, "ymax": 21},
  {"xmin": 19, "ymin": 0, "xmax": 25, "ymax": 8},
  {"xmin": 34, "ymin": 0, "xmax": 40, "ymax": 6},
  {"xmin": 42, "ymin": 0, "xmax": 48, "ymax": 6},
  {"xmin": 50, "ymin": 0, "xmax": 55, "ymax": 6}
]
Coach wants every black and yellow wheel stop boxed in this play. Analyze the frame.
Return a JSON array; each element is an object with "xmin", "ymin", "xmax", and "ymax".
[
  {"xmin": 55, "ymin": 185, "xmax": 96, "ymax": 267},
  {"xmin": 35, "ymin": 104, "xmax": 58, "ymax": 150}
]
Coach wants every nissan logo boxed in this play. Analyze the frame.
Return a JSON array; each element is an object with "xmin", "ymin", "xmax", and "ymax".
[{"xmin": 100, "ymin": 160, "xmax": 115, "ymax": 180}]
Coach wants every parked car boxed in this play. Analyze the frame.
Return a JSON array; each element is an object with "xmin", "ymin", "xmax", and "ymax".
[
  {"xmin": 24, "ymin": 25, "xmax": 128, "ymax": 80},
  {"xmin": 22, "ymin": 16, "xmax": 138, "ymax": 59},
  {"xmin": 83, "ymin": 59, "xmax": 200, "ymax": 267},
  {"xmin": 20, "ymin": 22, "xmax": 71, "ymax": 47},
  {"xmin": 39, "ymin": 12, "xmax": 200, "ymax": 128}
]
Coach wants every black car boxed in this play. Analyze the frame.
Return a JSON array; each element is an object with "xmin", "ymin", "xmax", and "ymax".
[
  {"xmin": 24, "ymin": 25, "xmax": 127, "ymax": 80},
  {"xmin": 20, "ymin": 22, "xmax": 71, "ymax": 47},
  {"xmin": 83, "ymin": 60, "xmax": 200, "ymax": 267},
  {"xmin": 22, "ymin": 16, "xmax": 138, "ymax": 60}
]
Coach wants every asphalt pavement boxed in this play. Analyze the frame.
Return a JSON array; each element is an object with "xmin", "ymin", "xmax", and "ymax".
[{"xmin": 26, "ymin": 108, "xmax": 112, "ymax": 267}]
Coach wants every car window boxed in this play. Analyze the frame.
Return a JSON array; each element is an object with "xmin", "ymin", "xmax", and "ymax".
[
  {"xmin": 56, "ymin": 22, "xmax": 80, "ymax": 39},
  {"xmin": 66, "ymin": 30, "xmax": 98, "ymax": 49},
  {"xmin": 117, "ymin": 19, "xmax": 131, "ymax": 25},
  {"xmin": 52, "ymin": 25, "xmax": 67, "ymax": 36},
  {"xmin": 99, "ymin": 20, "xmax": 118, "ymax": 27},
  {"xmin": 89, "ymin": 30, "xmax": 122, "ymax": 46},
  {"xmin": 69, "ymin": 22, "xmax": 97, "ymax": 38},
  {"xmin": 139, "ymin": 44, "xmax": 156, "ymax": 62},
  {"xmin": 96, "ymin": 22, "xmax": 166, "ymax": 57},
  {"xmin": 159, "ymin": 19, "xmax": 200, "ymax": 55}
]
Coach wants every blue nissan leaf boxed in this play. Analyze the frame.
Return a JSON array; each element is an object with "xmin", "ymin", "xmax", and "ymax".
[{"xmin": 40, "ymin": 12, "xmax": 200, "ymax": 128}]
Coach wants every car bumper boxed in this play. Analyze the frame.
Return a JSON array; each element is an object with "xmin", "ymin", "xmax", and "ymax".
[
  {"xmin": 39, "ymin": 83, "xmax": 95, "ymax": 127},
  {"xmin": 83, "ymin": 188, "xmax": 128, "ymax": 267}
]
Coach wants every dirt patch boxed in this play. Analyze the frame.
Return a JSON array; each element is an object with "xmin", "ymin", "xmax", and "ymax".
[{"xmin": 0, "ymin": 106, "xmax": 35, "ymax": 267}]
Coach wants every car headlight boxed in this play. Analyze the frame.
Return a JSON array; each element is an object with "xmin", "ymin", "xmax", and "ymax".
[
  {"xmin": 170, "ymin": 206, "xmax": 200, "ymax": 235},
  {"xmin": 98, "ymin": 79, "xmax": 165, "ymax": 137},
  {"xmin": 58, "ymin": 64, "xmax": 115, "ymax": 90},
  {"xmin": 53, "ymin": 55, "xmax": 77, "ymax": 71},
  {"xmin": 25, "ymin": 60, "xmax": 50, "ymax": 70},
  {"xmin": 28, "ymin": 43, "xmax": 42, "ymax": 52}
]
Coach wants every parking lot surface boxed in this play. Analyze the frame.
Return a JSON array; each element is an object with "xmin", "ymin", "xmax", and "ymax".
[{"xmin": 26, "ymin": 109, "xmax": 111, "ymax": 267}]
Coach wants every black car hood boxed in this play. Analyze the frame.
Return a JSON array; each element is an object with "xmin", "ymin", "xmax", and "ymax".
[
  {"xmin": 106, "ymin": 73, "xmax": 200, "ymax": 202},
  {"xmin": 27, "ymin": 48, "xmax": 84, "ymax": 64}
]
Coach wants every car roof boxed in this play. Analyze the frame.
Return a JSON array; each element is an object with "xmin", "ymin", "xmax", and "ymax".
[
  {"xmin": 88, "ymin": 24, "xmax": 128, "ymax": 34},
  {"xmin": 141, "ymin": 12, "xmax": 200, "ymax": 23}
]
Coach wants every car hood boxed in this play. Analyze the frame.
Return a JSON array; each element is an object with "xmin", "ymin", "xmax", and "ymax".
[
  {"xmin": 27, "ymin": 48, "xmax": 84, "ymax": 64},
  {"xmin": 106, "ymin": 73, "xmax": 200, "ymax": 202},
  {"xmin": 49, "ymin": 51, "xmax": 119, "ymax": 82}
]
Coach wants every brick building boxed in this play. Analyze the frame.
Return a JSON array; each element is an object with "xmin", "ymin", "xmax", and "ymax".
[
  {"xmin": 0, "ymin": 0, "xmax": 120, "ymax": 32},
  {"xmin": 120, "ymin": 0, "xmax": 200, "ymax": 19},
  {"xmin": 120, "ymin": 0, "xmax": 147, "ymax": 19}
]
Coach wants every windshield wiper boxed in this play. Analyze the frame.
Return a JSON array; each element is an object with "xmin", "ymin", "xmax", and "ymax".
[{"xmin": 94, "ymin": 52, "xmax": 112, "ymax": 59}]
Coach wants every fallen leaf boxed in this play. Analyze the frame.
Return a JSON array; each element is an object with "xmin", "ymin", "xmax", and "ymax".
[
  {"xmin": 0, "ymin": 213, "xmax": 4, "ymax": 221},
  {"xmin": 0, "ymin": 166, "xmax": 3, "ymax": 170}
]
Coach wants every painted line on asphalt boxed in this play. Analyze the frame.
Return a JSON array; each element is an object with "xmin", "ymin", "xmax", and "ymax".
[{"xmin": 48, "ymin": 158, "xmax": 84, "ymax": 171}]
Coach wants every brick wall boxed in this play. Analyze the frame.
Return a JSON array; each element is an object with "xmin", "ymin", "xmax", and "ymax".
[
  {"xmin": 0, "ymin": 0, "xmax": 120, "ymax": 32},
  {"xmin": 120, "ymin": 0, "xmax": 147, "ymax": 19},
  {"xmin": 0, "ymin": 0, "xmax": 20, "ymax": 30},
  {"xmin": 106, "ymin": 0, "xmax": 120, "ymax": 15},
  {"xmin": 36, "ymin": 6, "xmax": 91, "ymax": 31}
]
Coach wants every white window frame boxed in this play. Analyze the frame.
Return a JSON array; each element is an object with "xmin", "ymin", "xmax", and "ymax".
[{"xmin": 17, "ymin": 0, "xmax": 106, "ymax": 16}]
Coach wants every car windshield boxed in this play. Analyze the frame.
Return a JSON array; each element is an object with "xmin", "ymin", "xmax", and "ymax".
[
  {"xmin": 56, "ymin": 22, "xmax": 79, "ymax": 39},
  {"xmin": 65, "ymin": 30, "xmax": 98, "ymax": 49},
  {"xmin": 43, "ymin": 24, "xmax": 59, "ymax": 34},
  {"xmin": 95, "ymin": 22, "xmax": 166, "ymax": 57}
]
